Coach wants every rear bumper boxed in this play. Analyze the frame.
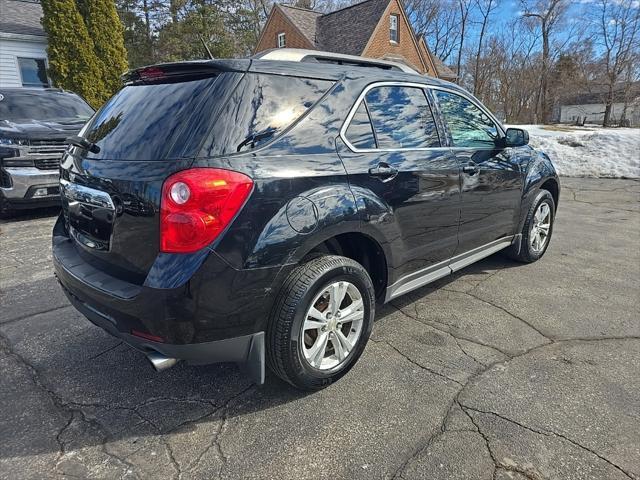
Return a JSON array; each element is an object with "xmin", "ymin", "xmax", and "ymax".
[
  {"xmin": 1, "ymin": 166, "xmax": 60, "ymax": 200},
  {"xmin": 52, "ymin": 214, "xmax": 290, "ymax": 383},
  {"xmin": 60, "ymin": 280, "xmax": 265, "ymax": 382}
]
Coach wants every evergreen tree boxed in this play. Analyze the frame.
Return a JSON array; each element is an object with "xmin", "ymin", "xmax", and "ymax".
[
  {"xmin": 117, "ymin": 0, "xmax": 154, "ymax": 68},
  {"xmin": 77, "ymin": 0, "xmax": 129, "ymax": 98},
  {"xmin": 40, "ymin": 0, "xmax": 105, "ymax": 108},
  {"xmin": 156, "ymin": 3, "xmax": 235, "ymax": 62}
]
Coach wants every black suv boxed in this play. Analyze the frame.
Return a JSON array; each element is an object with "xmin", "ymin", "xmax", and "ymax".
[
  {"xmin": 0, "ymin": 88, "xmax": 94, "ymax": 217},
  {"xmin": 53, "ymin": 51, "xmax": 559, "ymax": 390}
]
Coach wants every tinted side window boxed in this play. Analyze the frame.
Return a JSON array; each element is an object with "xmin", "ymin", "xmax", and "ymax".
[
  {"xmin": 365, "ymin": 86, "xmax": 440, "ymax": 149},
  {"xmin": 434, "ymin": 90, "xmax": 499, "ymax": 148},
  {"xmin": 202, "ymin": 74, "xmax": 334, "ymax": 156},
  {"xmin": 345, "ymin": 102, "xmax": 376, "ymax": 149}
]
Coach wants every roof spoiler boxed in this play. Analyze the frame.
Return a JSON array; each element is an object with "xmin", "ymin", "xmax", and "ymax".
[{"xmin": 121, "ymin": 60, "xmax": 248, "ymax": 85}]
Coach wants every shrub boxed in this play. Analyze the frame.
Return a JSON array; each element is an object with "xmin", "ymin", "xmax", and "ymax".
[{"xmin": 40, "ymin": 0, "xmax": 105, "ymax": 108}]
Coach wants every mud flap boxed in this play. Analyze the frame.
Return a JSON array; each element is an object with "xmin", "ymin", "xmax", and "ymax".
[
  {"xmin": 510, "ymin": 233, "xmax": 523, "ymax": 256},
  {"xmin": 240, "ymin": 331, "xmax": 265, "ymax": 385}
]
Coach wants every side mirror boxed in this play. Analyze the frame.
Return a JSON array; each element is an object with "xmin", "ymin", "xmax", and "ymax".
[{"xmin": 504, "ymin": 128, "xmax": 529, "ymax": 147}]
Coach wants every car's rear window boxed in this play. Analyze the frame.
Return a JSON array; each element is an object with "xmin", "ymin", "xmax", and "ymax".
[
  {"xmin": 78, "ymin": 72, "xmax": 333, "ymax": 161},
  {"xmin": 80, "ymin": 76, "xmax": 220, "ymax": 161},
  {"xmin": 199, "ymin": 73, "xmax": 334, "ymax": 157}
]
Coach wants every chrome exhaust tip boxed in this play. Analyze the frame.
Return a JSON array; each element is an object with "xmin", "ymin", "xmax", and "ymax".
[{"xmin": 147, "ymin": 351, "xmax": 178, "ymax": 372}]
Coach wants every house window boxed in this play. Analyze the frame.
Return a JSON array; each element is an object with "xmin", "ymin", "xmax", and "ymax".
[
  {"xmin": 18, "ymin": 58, "xmax": 50, "ymax": 87},
  {"xmin": 277, "ymin": 32, "xmax": 286, "ymax": 48},
  {"xmin": 390, "ymin": 14, "xmax": 399, "ymax": 43}
]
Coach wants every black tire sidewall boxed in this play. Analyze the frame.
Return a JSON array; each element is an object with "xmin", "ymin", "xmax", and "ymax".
[{"xmin": 0, "ymin": 194, "xmax": 13, "ymax": 219}]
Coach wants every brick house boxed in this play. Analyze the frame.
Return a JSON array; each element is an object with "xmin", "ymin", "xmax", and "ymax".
[{"xmin": 254, "ymin": 0, "xmax": 457, "ymax": 81}]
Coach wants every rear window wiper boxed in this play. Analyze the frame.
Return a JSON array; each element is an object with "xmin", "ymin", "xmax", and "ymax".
[
  {"xmin": 66, "ymin": 135, "xmax": 100, "ymax": 154},
  {"xmin": 236, "ymin": 127, "xmax": 277, "ymax": 152}
]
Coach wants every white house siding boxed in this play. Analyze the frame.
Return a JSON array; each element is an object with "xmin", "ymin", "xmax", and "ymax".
[
  {"xmin": 0, "ymin": 34, "xmax": 48, "ymax": 88},
  {"xmin": 560, "ymin": 102, "xmax": 640, "ymax": 127}
]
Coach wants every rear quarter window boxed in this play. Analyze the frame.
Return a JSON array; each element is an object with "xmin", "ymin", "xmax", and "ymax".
[{"xmin": 199, "ymin": 74, "xmax": 334, "ymax": 157}]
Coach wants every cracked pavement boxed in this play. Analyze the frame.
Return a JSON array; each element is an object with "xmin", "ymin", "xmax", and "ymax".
[{"xmin": 1, "ymin": 177, "xmax": 639, "ymax": 480}]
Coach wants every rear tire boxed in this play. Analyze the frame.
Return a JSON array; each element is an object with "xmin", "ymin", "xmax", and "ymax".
[
  {"xmin": 508, "ymin": 189, "xmax": 555, "ymax": 263},
  {"xmin": 266, "ymin": 255, "xmax": 375, "ymax": 390}
]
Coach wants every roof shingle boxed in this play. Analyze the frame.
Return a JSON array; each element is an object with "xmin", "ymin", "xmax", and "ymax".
[
  {"xmin": 315, "ymin": 0, "xmax": 389, "ymax": 55},
  {"xmin": 278, "ymin": 5, "xmax": 321, "ymax": 45},
  {"xmin": 430, "ymin": 55, "xmax": 456, "ymax": 81},
  {"xmin": 0, "ymin": 0, "xmax": 45, "ymax": 37}
]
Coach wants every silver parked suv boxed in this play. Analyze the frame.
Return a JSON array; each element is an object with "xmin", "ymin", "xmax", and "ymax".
[{"xmin": 0, "ymin": 88, "xmax": 94, "ymax": 217}]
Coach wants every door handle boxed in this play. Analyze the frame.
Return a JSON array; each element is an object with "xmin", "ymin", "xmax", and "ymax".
[
  {"xmin": 368, "ymin": 163, "xmax": 398, "ymax": 181},
  {"xmin": 462, "ymin": 163, "xmax": 479, "ymax": 175}
]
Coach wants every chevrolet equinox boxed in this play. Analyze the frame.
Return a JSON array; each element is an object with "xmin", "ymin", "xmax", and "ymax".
[{"xmin": 53, "ymin": 49, "xmax": 559, "ymax": 390}]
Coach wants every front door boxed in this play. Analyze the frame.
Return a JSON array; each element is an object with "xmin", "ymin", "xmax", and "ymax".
[
  {"xmin": 432, "ymin": 89, "xmax": 523, "ymax": 255},
  {"xmin": 337, "ymin": 84, "xmax": 461, "ymax": 292}
]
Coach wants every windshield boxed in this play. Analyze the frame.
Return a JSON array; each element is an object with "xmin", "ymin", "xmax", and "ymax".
[{"xmin": 0, "ymin": 91, "xmax": 94, "ymax": 122}]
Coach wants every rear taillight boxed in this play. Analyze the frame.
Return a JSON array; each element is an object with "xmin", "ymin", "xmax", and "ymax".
[{"xmin": 160, "ymin": 168, "xmax": 253, "ymax": 253}]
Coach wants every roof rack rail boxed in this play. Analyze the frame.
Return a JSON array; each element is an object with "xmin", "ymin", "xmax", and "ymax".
[{"xmin": 253, "ymin": 48, "xmax": 419, "ymax": 75}]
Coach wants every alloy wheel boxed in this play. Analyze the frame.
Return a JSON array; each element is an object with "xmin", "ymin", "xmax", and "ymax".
[
  {"xmin": 301, "ymin": 281, "xmax": 365, "ymax": 371},
  {"xmin": 530, "ymin": 202, "xmax": 551, "ymax": 253}
]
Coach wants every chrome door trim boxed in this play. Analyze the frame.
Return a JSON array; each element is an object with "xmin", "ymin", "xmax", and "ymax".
[
  {"xmin": 385, "ymin": 236, "xmax": 515, "ymax": 302},
  {"xmin": 339, "ymin": 81, "xmax": 506, "ymax": 154},
  {"xmin": 427, "ymin": 85, "xmax": 506, "ymax": 138},
  {"xmin": 385, "ymin": 262, "xmax": 451, "ymax": 302},
  {"xmin": 339, "ymin": 81, "xmax": 444, "ymax": 153},
  {"xmin": 448, "ymin": 237, "xmax": 513, "ymax": 273}
]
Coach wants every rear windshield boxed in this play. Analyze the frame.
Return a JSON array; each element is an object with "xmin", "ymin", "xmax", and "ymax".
[
  {"xmin": 0, "ymin": 91, "xmax": 94, "ymax": 122},
  {"xmin": 79, "ymin": 72, "xmax": 333, "ymax": 161},
  {"xmin": 80, "ymin": 76, "xmax": 219, "ymax": 161}
]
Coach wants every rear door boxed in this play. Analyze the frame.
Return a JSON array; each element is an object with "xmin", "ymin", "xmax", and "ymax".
[
  {"xmin": 431, "ymin": 88, "xmax": 523, "ymax": 255},
  {"xmin": 337, "ymin": 83, "xmax": 461, "ymax": 293}
]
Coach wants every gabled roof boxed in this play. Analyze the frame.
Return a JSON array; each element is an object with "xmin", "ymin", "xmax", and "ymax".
[
  {"xmin": 430, "ymin": 54, "xmax": 456, "ymax": 81},
  {"xmin": 272, "ymin": 0, "xmax": 454, "ymax": 79},
  {"xmin": 316, "ymin": 0, "xmax": 390, "ymax": 55},
  {"xmin": 0, "ymin": 0, "xmax": 45, "ymax": 37},
  {"xmin": 416, "ymin": 35, "xmax": 456, "ymax": 81},
  {"xmin": 278, "ymin": 5, "xmax": 321, "ymax": 45}
]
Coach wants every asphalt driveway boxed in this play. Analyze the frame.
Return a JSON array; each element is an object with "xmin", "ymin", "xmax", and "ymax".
[{"xmin": 1, "ymin": 177, "xmax": 638, "ymax": 480}]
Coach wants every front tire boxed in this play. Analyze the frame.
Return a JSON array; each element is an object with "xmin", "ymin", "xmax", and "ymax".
[
  {"xmin": 267, "ymin": 255, "xmax": 375, "ymax": 390},
  {"xmin": 508, "ymin": 189, "xmax": 556, "ymax": 263},
  {"xmin": 0, "ymin": 194, "xmax": 14, "ymax": 219}
]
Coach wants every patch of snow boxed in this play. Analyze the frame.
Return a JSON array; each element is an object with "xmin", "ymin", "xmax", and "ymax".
[{"xmin": 509, "ymin": 124, "xmax": 640, "ymax": 178}]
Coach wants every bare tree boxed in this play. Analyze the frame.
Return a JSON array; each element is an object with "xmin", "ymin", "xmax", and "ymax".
[
  {"xmin": 472, "ymin": 0, "xmax": 499, "ymax": 96},
  {"xmin": 455, "ymin": 0, "xmax": 474, "ymax": 84},
  {"xmin": 405, "ymin": 0, "xmax": 461, "ymax": 63},
  {"xmin": 620, "ymin": 53, "xmax": 640, "ymax": 125},
  {"xmin": 594, "ymin": 0, "xmax": 640, "ymax": 126},
  {"xmin": 495, "ymin": 19, "xmax": 541, "ymax": 122},
  {"xmin": 521, "ymin": 0, "xmax": 569, "ymax": 123}
]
